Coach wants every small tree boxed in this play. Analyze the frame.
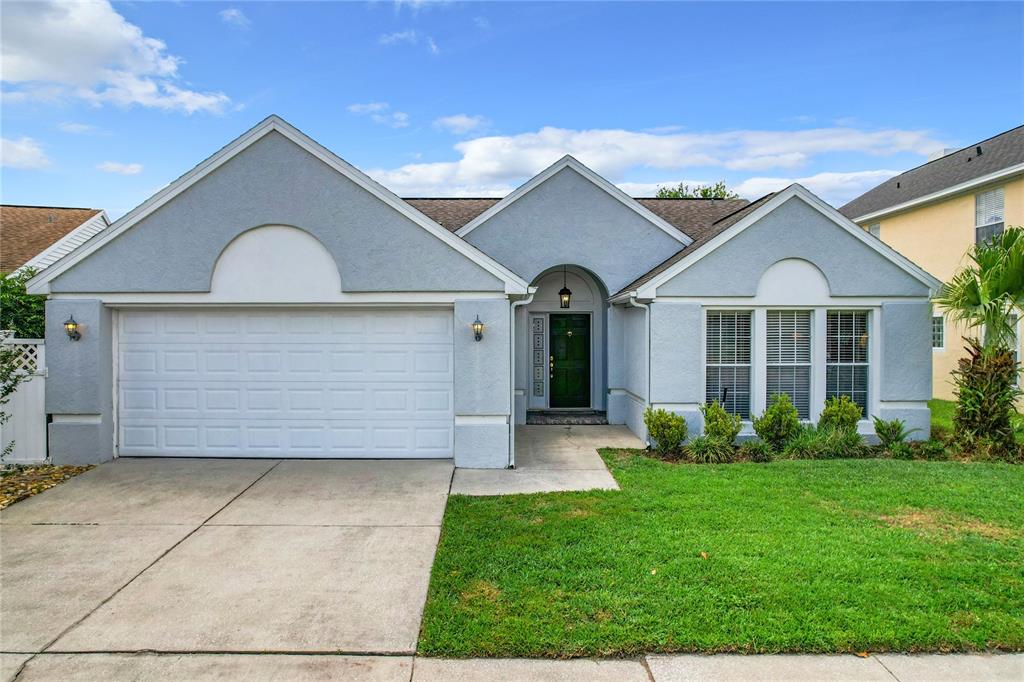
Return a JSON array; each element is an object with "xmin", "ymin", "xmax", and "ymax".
[
  {"xmin": 655, "ymin": 181, "xmax": 739, "ymax": 199},
  {"xmin": 1, "ymin": 268, "xmax": 46, "ymax": 339}
]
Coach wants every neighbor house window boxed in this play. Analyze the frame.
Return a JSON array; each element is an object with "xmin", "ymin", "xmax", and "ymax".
[
  {"xmin": 826, "ymin": 310, "xmax": 869, "ymax": 417},
  {"xmin": 867, "ymin": 223, "xmax": 881, "ymax": 238},
  {"xmin": 766, "ymin": 310, "xmax": 812, "ymax": 418},
  {"xmin": 932, "ymin": 315, "xmax": 945, "ymax": 350},
  {"xmin": 706, "ymin": 310, "xmax": 751, "ymax": 418},
  {"xmin": 975, "ymin": 187, "xmax": 1004, "ymax": 244}
]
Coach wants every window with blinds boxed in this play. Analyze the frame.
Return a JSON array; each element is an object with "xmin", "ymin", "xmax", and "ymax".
[
  {"xmin": 932, "ymin": 315, "xmax": 944, "ymax": 350},
  {"xmin": 766, "ymin": 310, "xmax": 812, "ymax": 418},
  {"xmin": 975, "ymin": 188, "xmax": 1004, "ymax": 244},
  {"xmin": 868, "ymin": 223, "xmax": 881, "ymax": 238},
  {"xmin": 826, "ymin": 311, "xmax": 869, "ymax": 417},
  {"xmin": 706, "ymin": 311, "xmax": 751, "ymax": 418}
]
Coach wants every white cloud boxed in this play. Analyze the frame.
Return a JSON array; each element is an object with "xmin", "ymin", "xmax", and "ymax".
[
  {"xmin": 379, "ymin": 29, "xmax": 418, "ymax": 45},
  {"xmin": 219, "ymin": 8, "xmax": 250, "ymax": 29},
  {"xmin": 1, "ymin": 137, "xmax": 51, "ymax": 169},
  {"xmin": 361, "ymin": 124, "xmax": 942, "ymax": 197},
  {"xmin": 1, "ymin": 0, "xmax": 230, "ymax": 114},
  {"xmin": 433, "ymin": 114, "xmax": 487, "ymax": 135},
  {"xmin": 58, "ymin": 121, "xmax": 98, "ymax": 134},
  {"xmin": 733, "ymin": 169, "xmax": 900, "ymax": 205},
  {"xmin": 97, "ymin": 160, "xmax": 143, "ymax": 175},
  {"xmin": 426, "ymin": 37, "xmax": 440, "ymax": 55},
  {"xmin": 347, "ymin": 101, "xmax": 409, "ymax": 128}
]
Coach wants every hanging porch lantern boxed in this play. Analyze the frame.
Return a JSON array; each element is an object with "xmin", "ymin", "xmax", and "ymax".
[{"xmin": 558, "ymin": 266, "xmax": 572, "ymax": 309}]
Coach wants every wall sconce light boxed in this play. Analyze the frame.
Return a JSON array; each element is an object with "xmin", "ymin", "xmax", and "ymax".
[
  {"xmin": 559, "ymin": 265, "xmax": 572, "ymax": 309},
  {"xmin": 472, "ymin": 315, "xmax": 484, "ymax": 342},
  {"xmin": 63, "ymin": 315, "xmax": 81, "ymax": 341}
]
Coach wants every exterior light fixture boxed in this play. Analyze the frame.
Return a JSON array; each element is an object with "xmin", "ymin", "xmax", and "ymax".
[
  {"xmin": 558, "ymin": 265, "xmax": 572, "ymax": 309},
  {"xmin": 472, "ymin": 315, "xmax": 484, "ymax": 342},
  {"xmin": 63, "ymin": 315, "xmax": 81, "ymax": 341}
]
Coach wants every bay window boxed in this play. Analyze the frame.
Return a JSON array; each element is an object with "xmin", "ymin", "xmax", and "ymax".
[{"xmin": 705, "ymin": 310, "xmax": 752, "ymax": 418}]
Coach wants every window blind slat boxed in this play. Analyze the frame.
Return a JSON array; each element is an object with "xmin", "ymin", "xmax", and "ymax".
[
  {"xmin": 766, "ymin": 310, "xmax": 812, "ymax": 418},
  {"xmin": 706, "ymin": 311, "xmax": 752, "ymax": 419}
]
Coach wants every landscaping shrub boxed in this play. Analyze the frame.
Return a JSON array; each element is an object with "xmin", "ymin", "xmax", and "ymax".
[
  {"xmin": 951, "ymin": 339, "xmax": 1021, "ymax": 458},
  {"xmin": 643, "ymin": 407, "xmax": 688, "ymax": 455},
  {"xmin": 889, "ymin": 442, "xmax": 914, "ymax": 460},
  {"xmin": 818, "ymin": 395, "xmax": 862, "ymax": 433},
  {"xmin": 782, "ymin": 425, "xmax": 867, "ymax": 460},
  {"xmin": 0, "ymin": 268, "xmax": 45, "ymax": 339},
  {"xmin": 871, "ymin": 416, "xmax": 919, "ymax": 450},
  {"xmin": 700, "ymin": 401, "xmax": 742, "ymax": 443},
  {"xmin": 753, "ymin": 394, "xmax": 800, "ymax": 450},
  {"xmin": 738, "ymin": 439, "xmax": 773, "ymax": 463},
  {"xmin": 686, "ymin": 436, "xmax": 734, "ymax": 464},
  {"xmin": 914, "ymin": 439, "xmax": 949, "ymax": 461}
]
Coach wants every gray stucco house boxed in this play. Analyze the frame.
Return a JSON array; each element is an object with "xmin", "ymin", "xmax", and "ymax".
[{"xmin": 28, "ymin": 116, "xmax": 940, "ymax": 468}]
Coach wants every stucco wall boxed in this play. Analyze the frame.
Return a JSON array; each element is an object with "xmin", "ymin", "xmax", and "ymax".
[
  {"xmin": 45, "ymin": 299, "xmax": 114, "ymax": 464},
  {"xmin": 50, "ymin": 131, "xmax": 504, "ymax": 294},
  {"xmin": 453, "ymin": 298, "xmax": 511, "ymax": 468},
  {"xmin": 657, "ymin": 197, "xmax": 931, "ymax": 298},
  {"xmin": 607, "ymin": 303, "xmax": 648, "ymax": 438},
  {"xmin": 880, "ymin": 301, "xmax": 933, "ymax": 401},
  {"xmin": 464, "ymin": 167, "xmax": 684, "ymax": 293}
]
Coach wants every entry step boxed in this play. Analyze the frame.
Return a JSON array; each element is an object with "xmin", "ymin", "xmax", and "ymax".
[{"xmin": 526, "ymin": 410, "xmax": 609, "ymax": 425}]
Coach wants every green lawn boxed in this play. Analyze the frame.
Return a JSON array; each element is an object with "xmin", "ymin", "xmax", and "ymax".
[
  {"xmin": 929, "ymin": 398, "xmax": 955, "ymax": 434},
  {"xmin": 420, "ymin": 453, "xmax": 1024, "ymax": 657}
]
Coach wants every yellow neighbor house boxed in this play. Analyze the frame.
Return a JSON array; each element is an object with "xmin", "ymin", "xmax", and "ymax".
[{"xmin": 840, "ymin": 125, "xmax": 1024, "ymax": 400}]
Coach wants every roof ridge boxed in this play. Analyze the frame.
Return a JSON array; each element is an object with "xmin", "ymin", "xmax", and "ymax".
[
  {"xmin": 712, "ymin": 192, "xmax": 773, "ymax": 225},
  {"xmin": 884, "ymin": 124, "xmax": 1024, "ymax": 179},
  {"xmin": 1, "ymin": 204, "xmax": 101, "ymax": 211}
]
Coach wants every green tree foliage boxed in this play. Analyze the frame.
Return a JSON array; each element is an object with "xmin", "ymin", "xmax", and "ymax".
[
  {"xmin": 1, "ymin": 269, "xmax": 46, "ymax": 339},
  {"xmin": 951, "ymin": 339, "xmax": 1021, "ymax": 457},
  {"xmin": 934, "ymin": 227, "xmax": 1024, "ymax": 349},
  {"xmin": 643, "ymin": 407, "xmax": 688, "ymax": 455},
  {"xmin": 655, "ymin": 181, "xmax": 740, "ymax": 199}
]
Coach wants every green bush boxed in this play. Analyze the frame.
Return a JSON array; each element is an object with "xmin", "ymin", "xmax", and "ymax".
[
  {"xmin": 914, "ymin": 439, "xmax": 949, "ymax": 461},
  {"xmin": 738, "ymin": 439, "xmax": 773, "ymax": 463},
  {"xmin": 0, "ymin": 268, "xmax": 45, "ymax": 339},
  {"xmin": 889, "ymin": 442, "xmax": 914, "ymax": 460},
  {"xmin": 818, "ymin": 395, "xmax": 862, "ymax": 433},
  {"xmin": 753, "ymin": 394, "xmax": 801, "ymax": 450},
  {"xmin": 643, "ymin": 407, "xmax": 688, "ymax": 455},
  {"xmin": 686, "ymin": 436, "xmax": 734, "ymax": 464},
  {"xmin": 952, "ymin": 339, "xmax": 1021, "ymax": 458},
  {"xmin": 871, "ymin": 416, "xmax": 919, "ymax": 449},
  {"xmin": 782, "ymin": 425, "xmax": 868, "ymax": 460},
  {"xmin": 700, "ymin": 401, "xmax": 742, "ymax": 443}
]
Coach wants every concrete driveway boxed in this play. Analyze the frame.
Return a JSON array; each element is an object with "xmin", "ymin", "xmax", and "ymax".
[{"xmin": 1, "ymin": 457, "xmax": 452, "ymax": 680}]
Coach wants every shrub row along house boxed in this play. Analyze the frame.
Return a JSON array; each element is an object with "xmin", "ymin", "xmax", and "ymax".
[
  {"xmin": 841, "ymin": 124, "xmax": 1024, "ymax": 400},
  {"xmin": 26, "ymin": 116, "xmax": 940, "ymax": 467}
]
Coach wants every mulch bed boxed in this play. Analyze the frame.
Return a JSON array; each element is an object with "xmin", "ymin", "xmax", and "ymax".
[{"xmin": 0, "ymin": 464, "xmax": 93, "ymax": 509}]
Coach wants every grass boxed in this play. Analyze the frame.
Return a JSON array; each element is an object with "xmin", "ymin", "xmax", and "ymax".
[
  {"xmin": 419, "ymin": 452, "xmax": 1024, "ymax": 657},
  {"xmin": 929, "ymin": 398, "xmax": 955, "ymax": 435}
]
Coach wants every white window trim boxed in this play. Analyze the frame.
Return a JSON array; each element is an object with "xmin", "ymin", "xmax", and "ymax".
[
  {"xmin": 932, "ymin": 314, "xmax": 945, "ymax": 352},
  {"xmin": 703, "ymin": 305, "xmax": 879, "ymax": 429},
  {"xmin": 974, "ymin": 186, "xmax": 1005, "ymax": 244}
]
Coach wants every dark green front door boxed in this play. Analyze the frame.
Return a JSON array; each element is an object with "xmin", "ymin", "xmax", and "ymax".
[{"xmin": 549, "ymin": 314, "xmax": 590, "ymax": 408}]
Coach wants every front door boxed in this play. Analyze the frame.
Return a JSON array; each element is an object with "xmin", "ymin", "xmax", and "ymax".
[{"xmin": 549, "ymin": 313, "xmax": 590, "ymax": 408}]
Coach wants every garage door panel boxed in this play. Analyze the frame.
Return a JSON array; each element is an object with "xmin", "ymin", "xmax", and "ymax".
[{"xmin": 118, "ymin": 309, "xmax": 454, "ymax": 458}]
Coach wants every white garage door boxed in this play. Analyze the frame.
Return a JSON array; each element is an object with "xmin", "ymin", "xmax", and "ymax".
[{"xmin": 117, "ymin": 308, "xmax": 454, "ymax": 458}]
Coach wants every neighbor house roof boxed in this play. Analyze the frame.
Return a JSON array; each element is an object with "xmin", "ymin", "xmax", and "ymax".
[
  {"xmin": 1, "ymin": 205, "xmax": 104, "ymax": 273},
  {"xmin": 839, "ymin": 125, "xmax": 1024, "ymax": 222},
  {"xmin": 406, "ymin": 196, "xmax": 749, "ymax": 237}
]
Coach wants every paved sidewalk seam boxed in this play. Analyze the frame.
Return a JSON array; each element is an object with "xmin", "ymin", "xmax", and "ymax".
[{"xmin": 873, "ymin": 653, "xmax": 902, "ymax": 681}]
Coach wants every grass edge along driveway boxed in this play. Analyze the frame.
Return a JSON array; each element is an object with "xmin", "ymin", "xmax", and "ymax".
[{"xmin": 419, "ymin": 451, "xmax": 1023, "ymax": 658}]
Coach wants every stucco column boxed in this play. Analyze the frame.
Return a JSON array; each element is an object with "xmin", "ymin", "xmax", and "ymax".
[
  {"xmin": 649, "ymin": 302, "xmax": 703, "ymax": 437},
  {"xmin": 45, "ymin": 299, "xmax": 115, "ymax": 464},
  {"xmin": 452, "ymin": 298, "xmax": 511, "ymax": 468},
  {"xmin": 878, "ymin": 301, "xmax": 932, "ymax": 440}
]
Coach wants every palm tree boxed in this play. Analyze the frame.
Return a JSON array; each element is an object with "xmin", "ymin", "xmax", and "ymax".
[{"xmin": 934, "ymin": 227, "xmax": 1024, "ymax": 349}]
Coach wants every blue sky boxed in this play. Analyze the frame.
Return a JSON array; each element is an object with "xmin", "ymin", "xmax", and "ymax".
[{"xmin": 2, "ymin": 1, "xmax": 1022, "ymax": 218}]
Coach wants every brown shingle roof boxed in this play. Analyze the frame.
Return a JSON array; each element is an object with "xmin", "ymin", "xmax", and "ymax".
[
  {"xmin": 1, "ymin": 205, "xmax": 103, "ymax": 273},
  {"xmin": 404, "ymin": 196, "xmax": 749, "ymax": 236},
  {"xmin": 839, "ymin": 125, "xmax": 1024, "ymax": 220}
]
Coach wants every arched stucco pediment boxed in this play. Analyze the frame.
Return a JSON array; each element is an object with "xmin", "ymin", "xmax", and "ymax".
[
  {"xmin": 755, "ymin": 258, "xmax": 831, "ymax": 305},
  {"xmin": 210, "ymin": 224, "xmax": 342, "ymax": 301}
]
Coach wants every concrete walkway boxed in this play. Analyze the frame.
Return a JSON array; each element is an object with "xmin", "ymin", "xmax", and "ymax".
[
  {"xmin": 450, "ymin": 424, "xmax": 642, "ymax": 495},
  {"xmin": 3, "ymin": 652, "xmax": 1020, "ymax": 680}
]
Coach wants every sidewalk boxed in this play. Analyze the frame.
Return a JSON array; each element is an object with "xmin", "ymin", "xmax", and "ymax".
[{"xmin": 4, "ymin": 652, "xmax": 1021, "ymax": 681}]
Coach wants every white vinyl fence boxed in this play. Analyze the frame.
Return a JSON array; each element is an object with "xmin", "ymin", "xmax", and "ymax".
[{"xmin": 1, "ymin": 335, "xmax": 47, "ymax": 463}]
